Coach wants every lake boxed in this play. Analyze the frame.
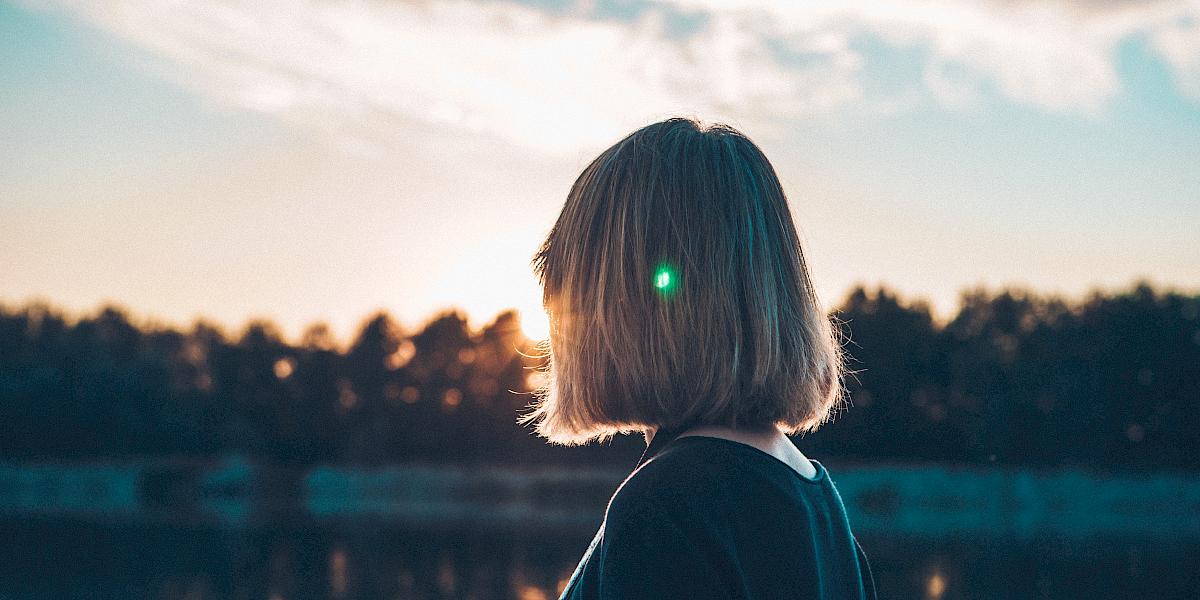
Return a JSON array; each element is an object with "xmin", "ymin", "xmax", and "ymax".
[
  {"xmin": 2, "ymin": 519, "xmax": 1197, "ymax": 599},
  {"xmin": 3, "ymin": 459, "xmax": 1199, "ymax": 599}
]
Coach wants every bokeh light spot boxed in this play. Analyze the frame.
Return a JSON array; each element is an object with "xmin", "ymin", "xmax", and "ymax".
[{"xmin": 653, "ymin": 263, "xmax": 679, "ymax": 297}]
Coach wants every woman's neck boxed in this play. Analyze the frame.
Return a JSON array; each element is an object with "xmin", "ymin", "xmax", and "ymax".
[
  {"xmin": 646, "ymin": 423, "xmax": 818, "ymax": 480},
  {"xmin": 646, "ymin": 422, "xmax": 777, "ymax": 444}
]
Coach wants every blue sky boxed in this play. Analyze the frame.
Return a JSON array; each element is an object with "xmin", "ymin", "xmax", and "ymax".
[{"xmin": 2, "ymin": 0, "xmax": 1198, "ymax": 344}]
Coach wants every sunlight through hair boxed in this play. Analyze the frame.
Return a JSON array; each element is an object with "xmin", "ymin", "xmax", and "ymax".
[{"xmin": 519, "ymin": 117, "xmax": 847, "ymax": 446}]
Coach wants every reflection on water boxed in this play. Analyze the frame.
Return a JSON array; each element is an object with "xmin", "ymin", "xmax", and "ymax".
[
  {"xmin": 1, "ymin": 520, "xmax": 1198, "ymax": 599},
  {"xmin": 926, "ymin": 567, "xmax": 946, "ymax": 599},
  {"xmin": 1, "ymin": 520, "xmax": 581, "ymax": 600},
  {"xmin": 330, "ymin": 546, "xmax": 348, "ymax": 598}
]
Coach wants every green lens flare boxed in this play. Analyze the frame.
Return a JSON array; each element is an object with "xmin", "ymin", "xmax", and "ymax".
[{"xmin": 653, "ymin": 263, "xmax": 678, "ymax": 296}]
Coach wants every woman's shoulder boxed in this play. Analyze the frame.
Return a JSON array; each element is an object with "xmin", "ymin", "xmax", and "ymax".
[{"xmin": 609, "ymin": 442, "xmax": 720, "ymax": 500}]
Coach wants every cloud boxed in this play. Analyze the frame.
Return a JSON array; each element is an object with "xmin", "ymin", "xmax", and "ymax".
[
  {"xmin": 1150, "ymin": 7, "xmax": 1200, "ymax": 98},
  {"xmin": 38, "ymin": 0, "xmax": 860, "ymax": 156},
  {"xmin": 34, "ymin": 0, "xmax": 1200, "ymax": 155},
  {"xmin": 658, "ymin": 0, "xmax": 1200, "ymax": 112}
]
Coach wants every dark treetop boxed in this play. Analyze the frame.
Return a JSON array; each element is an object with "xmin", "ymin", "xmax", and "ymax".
[{"xmin": 559, "ymin": 427, "xmax": 876, "ymax": 599}]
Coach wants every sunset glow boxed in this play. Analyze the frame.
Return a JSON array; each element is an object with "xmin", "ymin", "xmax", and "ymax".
[
  {"xmin": 519, "ymin": 305, "xmax": 551, "ymax": 342},
  {"xmin": 1, "ymin": 0, "xmax": 1197, "ymax": 344}
]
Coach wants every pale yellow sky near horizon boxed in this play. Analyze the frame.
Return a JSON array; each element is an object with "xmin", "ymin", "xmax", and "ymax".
[{"xmin": 3, "ymin": 116, "xmax": 1186, "ymax": 347}]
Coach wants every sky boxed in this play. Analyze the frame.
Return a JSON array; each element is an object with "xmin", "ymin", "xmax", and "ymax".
[{"xmin": 2, "ymin": 0, "xmax": 1199, "ymax": 346}]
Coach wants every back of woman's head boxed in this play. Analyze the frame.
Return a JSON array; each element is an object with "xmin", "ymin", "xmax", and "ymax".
[{"xmin": 521, "ymin": 116, "xmax": 847, "ymax": 446}]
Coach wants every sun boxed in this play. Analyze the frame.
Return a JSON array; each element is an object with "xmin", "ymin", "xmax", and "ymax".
[{"xmin": 519, "ymin": 304, "xmax": 551, "ymax": 341}]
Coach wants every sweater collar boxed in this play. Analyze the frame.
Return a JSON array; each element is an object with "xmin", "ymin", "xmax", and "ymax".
[{"xmin": 635, "ymin": 424, "xmax": 688, "ymax": 469}]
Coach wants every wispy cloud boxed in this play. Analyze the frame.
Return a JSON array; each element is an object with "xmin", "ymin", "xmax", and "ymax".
[
  {"xmin": 35, "ymin": 0, "xmax": 1200, "ymax": 155},
  {"xmin": 662, "ymin": 0, "xmax": 1200, "ymax": 110},
  {"xmin": 38, "ymin": 0, "xmax": 837, "ymax": 155},
  {"xmin": 1149, "ymin": 4, "xmax": 1200, "ymax": 98}
]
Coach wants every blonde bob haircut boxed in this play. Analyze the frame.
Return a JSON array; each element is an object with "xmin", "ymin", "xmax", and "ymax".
[{"xmin": 520, "ymin": 117, "xmax": 847, "ymax": 446}]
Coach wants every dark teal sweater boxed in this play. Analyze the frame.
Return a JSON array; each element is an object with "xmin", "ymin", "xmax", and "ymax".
[{"xmin": 558, "ymin": 430, "xmax": 876, "ymax": 599}]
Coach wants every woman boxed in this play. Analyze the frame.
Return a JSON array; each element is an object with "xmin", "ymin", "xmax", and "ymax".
[{"xmin": 521, "ymin": 117, "xmax": 876, "ymax": 599}]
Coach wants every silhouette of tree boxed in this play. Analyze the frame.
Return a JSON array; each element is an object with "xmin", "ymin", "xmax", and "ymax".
[{"xmin": 0, "ymin": 280, "xmax": 1196, "ymax": 470}]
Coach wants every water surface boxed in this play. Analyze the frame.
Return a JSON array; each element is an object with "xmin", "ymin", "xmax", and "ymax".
[{"xmin": 3, "ymin": 519, "xmax": 1197, "ymax": 599}]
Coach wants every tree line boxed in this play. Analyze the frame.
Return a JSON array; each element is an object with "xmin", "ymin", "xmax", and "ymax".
[{"xmin": 0, "ymin": 280, "xmax": 1196, "ymax": 470}]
